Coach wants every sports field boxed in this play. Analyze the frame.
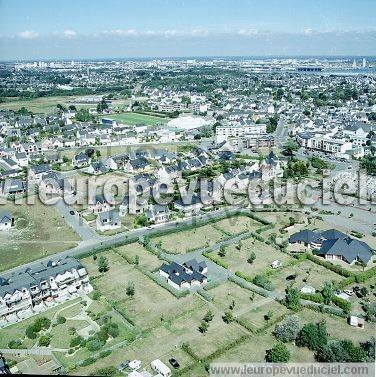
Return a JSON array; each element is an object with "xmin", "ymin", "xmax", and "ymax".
[{"xmin": 105, "ymin": 112, "xmax": 169, "ymax": 125}]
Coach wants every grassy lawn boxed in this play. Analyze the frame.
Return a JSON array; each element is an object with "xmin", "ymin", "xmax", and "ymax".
[
  {"xmin": 155, "ymin": 223, "xmax": 228, "ymax": 254},
  {"xmin": 213, "ymin": 328, "xmax": 314, "ymax": 363},
  {"xmin": 238, "ymin": 300, "xmax": 289, "ymax": 331},
  {"xmin": 49, "ymin": 320, "xmax": 90, "ymax": 349},
  {"xmin": 269, "ymin": 259, "xmax": 344, "ymax": 294},
  {"xmin": 214, "ymin": 215, "xmax": 262, "ymax": 235},
  {"xmin": 104, "ymin": 112, "xmax": 169, "ymax": 126},
  {"xmin": 213, "ymin": 238, "xmax": 295, "ymax": 275},
  {"xmin": 210, "ymin": 281, "xmax": 266, "ymax": 314},
  {"xmin": 0, "ymin": 199, "xmax": 80, "ymax": 272}
]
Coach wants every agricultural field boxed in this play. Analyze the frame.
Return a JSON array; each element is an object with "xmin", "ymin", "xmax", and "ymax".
[
  {"xmin": 0, "ymin": 199, "xmax": 80, "ymax": 272},
  {"xmin": 154, "ymin": 223, "xmax": 228, "ymax": 254},
  {"xmin": 104, "ymin": 112, "xmax": 169, "ymax": 126}
]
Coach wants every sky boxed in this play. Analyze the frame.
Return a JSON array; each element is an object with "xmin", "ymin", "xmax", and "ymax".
[{"xmin": 0, "ymin": 0, "xmax": 375, "ymax": 60}]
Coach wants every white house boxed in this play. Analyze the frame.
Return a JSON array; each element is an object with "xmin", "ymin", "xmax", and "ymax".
[
  {"xmin": 96, "ymin": 210, "xmax": 121, "ymax": 232},
  {"xmin": 0, "ymin": 212, "xmax": 14, "ymax": 231}
]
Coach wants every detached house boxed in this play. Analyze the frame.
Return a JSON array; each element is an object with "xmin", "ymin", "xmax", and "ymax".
[
  {"xmin": 289, "ymin": 228, "xmax": 374, "ymax": 265},
  {"xmin": 159, "ymin": 259, "xmax": 208, "ymax": 290},
  {"xmin": 72, "ymin": 152, "xmax": 91, "ymax": 168},
  {"xmin": 0, "ymin": 212, "xmax": 14, "ymax": 231},
  {"xmin": 88, "ymin": 195, "xmax": 115, "ymax": 214},
  {"xmin": 96, "ymin": 210, "xmax": 121, "ymax": 232}
]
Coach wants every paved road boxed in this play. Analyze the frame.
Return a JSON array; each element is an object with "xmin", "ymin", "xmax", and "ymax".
[
  {"xmin": 1, "ymin": 206, "xmax": 245, "ymax": 278},
  {"xmin": 51, "ymin": 198, "xmax": 100, "ymax": 241},
  {"xmin": 274, "ymin": 118, "xmax": 289, "ymax": 146}
]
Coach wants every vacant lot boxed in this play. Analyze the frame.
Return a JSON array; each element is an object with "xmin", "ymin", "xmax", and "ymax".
[
  {"xmin": 214, "ymin": 215, "xmax": 262, "ymax": 235},
  {"xmin": 210, "ymin": 281, "xmax": 265, "ymax": 314},
  {"xmin": 213, "ymin": 328, "xmax": 314, "ymax": 363},
  {"xmin": 81, "ymin": 251, "xmax": 203, "ymax": 329},
  {"xmin": 213, "ymin": 238, "xmax": 295, "ymax": 276},
  {"xmin": 105, "ymin": 112, "xmax": 169, "ymax": 126},
  {"xmin": 116, "ymin": 242, "xmax": 162, "ymax": 271},
  {"xmin": 155, "ymin": 223, "xmax": 228, "ymax": 253},
  {"xmin": 0, "ymin": 200, "xmax": 80, "ymax": 272},
  {"xmin": 269, "ymin": 259, "xmax": 344, "ymax": 294}
]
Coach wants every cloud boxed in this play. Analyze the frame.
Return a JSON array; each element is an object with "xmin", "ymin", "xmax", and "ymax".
[
  {"xmin": 238, "ymin": 28, "xmax": 259, "ymax": 36},
  {"xmin": 63, "ymin": 29, "xmax": 77, "ymax": 38},
  {"xmin": 19, "ymin": 30, "xmax": 39, "ymax": 39},
  {"xmin": 102, "ymin": 29, "xmax": 139, "ymax": 37}
]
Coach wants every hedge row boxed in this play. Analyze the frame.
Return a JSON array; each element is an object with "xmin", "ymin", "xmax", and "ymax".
[
  {"xmin": 202, "ymin": 252, "xmax": 229, "ymax": 269},
  {"xmin": 306, "ymin": 253, "xmax": 353, "ymax": 277},
  {"xmin": 196, "ymin": 289, "xmax": 214, "ymax": 302},
  {"xmin": 230, "ymin": 274, "xmax": 271, "ymax": 298}
]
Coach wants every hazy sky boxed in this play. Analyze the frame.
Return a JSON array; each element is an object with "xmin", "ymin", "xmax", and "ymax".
[{"xmin": 0, "ymin": 0, "xmax": 375, "ymax": 60}]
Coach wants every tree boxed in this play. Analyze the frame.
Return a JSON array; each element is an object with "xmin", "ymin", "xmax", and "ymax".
[
  {"xmin": 198, "ymin": 321, "xmax": 209, "ymax": 334},
  {"xmin": 134, "ymin": 255, "xmax": 140, "ymax": 265},
  {"xmin": 135, "ymin": 213, "xmax": 148, "ymax": 227},
  {"xmin": 97, "ymin": 98, "xmax": 109, "ymax": 113},
  {"xmin": 273, "ymin": 315, "xmax": 300, "ymax": 343},
  {"xmin": 282, "ymin": 139, "xmax": 299, "ymax": 156},
  {"xmin": 218, "ymin": 245, "xmax": 227, "ymax": 257},
  {"xmin": 38, "ymin": 334, "xmax": 52, "ymax": 347},
  {"xmin": 265, "ymin": 342, "xmax": 291, "ymax": 362},
  {"xmin": 296, "ymin": 321, "xmax": 327, "ymax": 351},
  {"xmin": 222, "ymin": 311, "xmax": 233, "ymax": 324},
  {"xmin": 322, "ymin": 282, "xmax": 333, "ymax": 305},
  {"xmin": 265, "ymin": 310, "xmax": 274, "ymax": 321},
  {"xmin": 75, "ymin": 108, "xmax": 94, "ymax": 122},
  {"xmin": 203, "ymin": 310, "xmax": 214, "ymax": 323},
  {"xmin": 98, "ymin": 256, "xmax": 109, "ymax": 273},
  {"xmin": 25, "ymin": 326, "xmax": 37, "ymax": 339},
  {"xmin": 316, "ymin": 339, "xmax": 368, "ymax": 362},
  {"xmin": 247, "ymin": 252, "xmax": 256, "ymax": 264},
  {"xmin": 126, "ymin": 281, "xmax": 135, "ymax": 297},
  {"xmin": 56, "ymin": 316, "xmax": 66, "ymax": 325},
  {"xmin": 360, "ymin": 337, "xmax": 375, "ymax": 361}
]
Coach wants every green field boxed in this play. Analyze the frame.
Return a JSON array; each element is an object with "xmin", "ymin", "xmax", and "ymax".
[
  {"xmin": 104, "ymin": 112, "xmax": 169, "ymax": 125},
  {"xmin": 0, "ymin": 95, "xmax": 129, "ymax": 114}
]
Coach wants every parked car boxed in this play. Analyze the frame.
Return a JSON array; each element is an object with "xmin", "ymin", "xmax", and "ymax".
[
  {"xmin": 169, "ymin": 358, "xmax": 180, "ymax": 369},
  {"xmin": 69, "ymin": 210, "xmax": 75, "ymax": 215}
]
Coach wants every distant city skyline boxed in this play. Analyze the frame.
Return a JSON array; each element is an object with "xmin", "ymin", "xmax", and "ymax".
[{"xmin": 0, "ymin": 0, "xmax": 375, "ymax": 60}]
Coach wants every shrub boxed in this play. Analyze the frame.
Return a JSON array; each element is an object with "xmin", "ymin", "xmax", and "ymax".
[
  {"xmin": 253, "ymin": 275, "xmax": 275, "ymax": 291},
  {"xmin": 273, "ymin": 315, "xmax": 300, "ymax": 343},
  {"xmin": 25, "ymin": 326, "xmax": 37, "ymax": 339},
  {"xmin": 56, "ymin": 316, "xmax": 66, "ymax": 325},
  {"xmin": 296, "ymin": 321, "xmax": 327, "ymax": 351},
  {"xmin": 331, "ymin": 295, "xmax": 352, "ymax": 313},
  {"xmin": 38, "ymin": 334, "xmax": 52, "ymax": 347},
  {"xmin": 265, "ymin": 342, "xmax": 291, "ymax": 362}
]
